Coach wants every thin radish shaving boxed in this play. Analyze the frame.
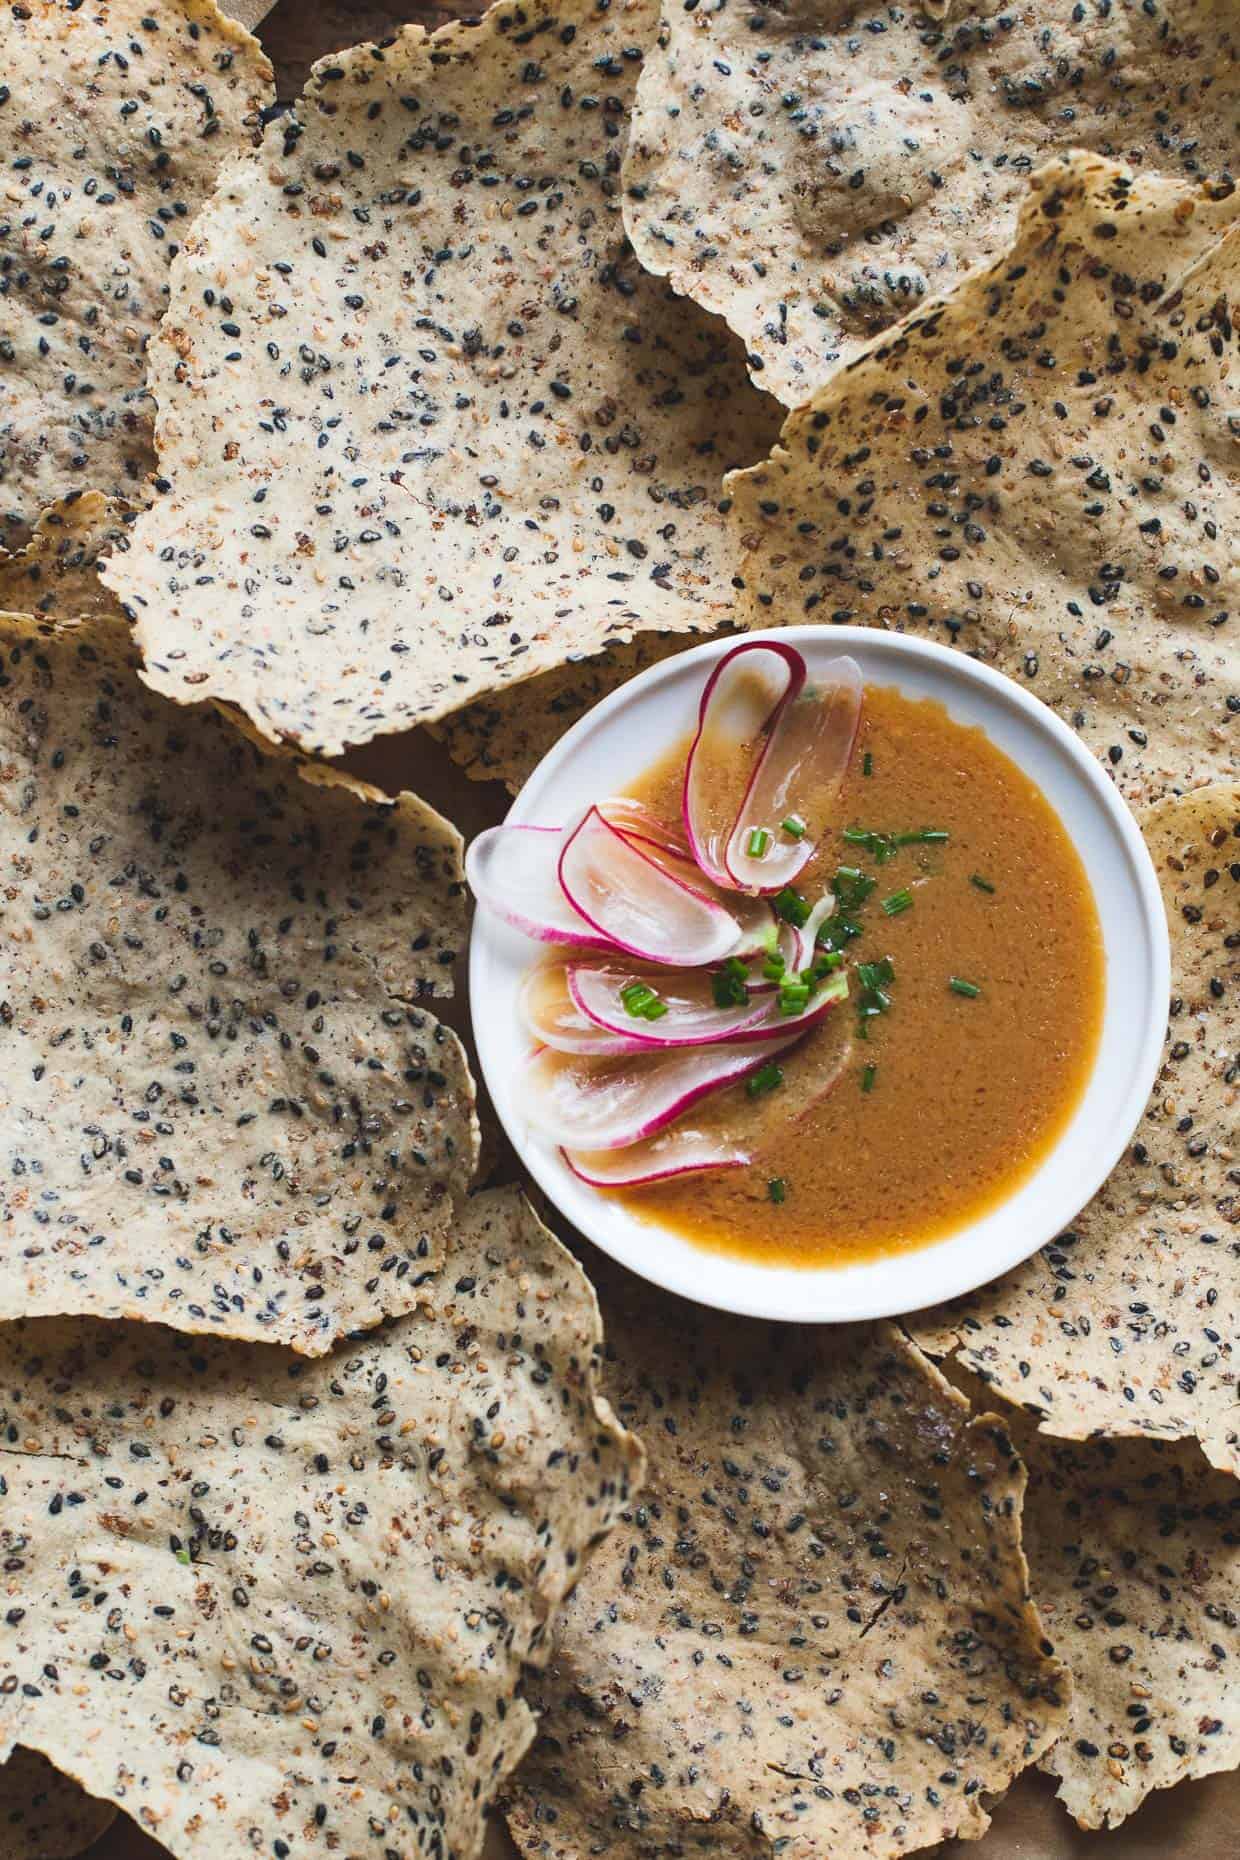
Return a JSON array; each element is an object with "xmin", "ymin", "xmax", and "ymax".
[
  {"xmin": 563, "ymin": 1000, "xmax": 854, "ymax": 1183},
  {"xmin": 523, "ymin": 1037, "xmax": 799, "ymax": 1151},
  {"xmin": 520, "ymin": 965, "xmax": 651, "ymax": 1056},
  {"xmin": 465, "ymin": 822, "xmax": 618, "ymax": 951},
  {"xmin": 564, "ymin": 1126, "xmax": 747, "ymax": 1186},
  {"xmin": 569, "ymin": 960, "xmax": 845, "ymax": 1049},
  {"xmin": 725, "ymin": 656, "xmax": 862, "ymax": 891},
  {"xmin": 778, "ymin": 891, "xmax": 837, "ymax": 975},
  {"xmin": 682, "ymin": 640, "xmax": 804, "ymax": 888},
  {"xmin": 682, "ymin": 641, "xmax": 862, "ymax": 894},
  {"xmin": 558, "ymin": 805, "xmax": 744, "ymax": 967}
]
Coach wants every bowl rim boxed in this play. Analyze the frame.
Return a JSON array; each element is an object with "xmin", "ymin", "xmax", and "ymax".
[{"xmin": 468, "ymin": 626, "xmax": 1171, "ymax": 1322}]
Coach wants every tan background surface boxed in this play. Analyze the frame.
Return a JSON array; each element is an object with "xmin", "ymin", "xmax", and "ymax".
[{"xmin": 33, "ymin": 1, "xmax": 1240, "ymax": 1856}]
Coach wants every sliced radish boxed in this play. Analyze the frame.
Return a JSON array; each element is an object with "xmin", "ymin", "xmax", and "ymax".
[
  {"xmin": 683, "ymin": 640, "xmax": 805, "ymax": 888},
  {"xmin": 569, "ymin": 961, "xmax": 845, "ymax": 1049},
  {"xmin": 523, "ymin": 1037, "xmax": 799, "ymax": 1151},
  {"xmin": 682, "ymin": 641, "xmax": 862, "ymax": 895},
  {"xmin": 778, "ymin": 890, "xmax": 837, "ymax": 975},
  {"xmin": 466, "ymin": 822, "xmax": 618, "ymax": 951},
  {"xmin": 558, "ymin": 805, "xmax": 743, "ymax": 968},
  {"xmin": 725, "ymin": 656, "xmax": 862, "ymax": 891},
  {"xmin": 520, "ymin": 964, "xmax": 650, "ymax": 1056},
  {"xmin": 564, "ymin": 1000, "xmax": 854, "ymax": 1183},
  {"xmin": 564, "ymin": 1125, "xmax": 747, "ymax": 1186}
]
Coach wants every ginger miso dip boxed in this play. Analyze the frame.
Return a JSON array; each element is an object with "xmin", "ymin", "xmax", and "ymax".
[{"xmin": 615, "ymin": 684, "xmax": 1105, "ymax": 1267}]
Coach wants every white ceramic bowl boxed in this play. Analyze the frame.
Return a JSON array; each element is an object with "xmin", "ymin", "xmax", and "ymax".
[{"xmin": 469, "ymin": 628, "xmax": 1170, "ymax": 1322}]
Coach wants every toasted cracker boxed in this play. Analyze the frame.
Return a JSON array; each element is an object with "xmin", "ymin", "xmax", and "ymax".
[
  {"xmin": 102, "ymin": 0, "xmax": 778, "ymax": 757},
  {"xmin": 0, "ymin": 607, "xmax": 478, "ymax": 1353},
  {"xmin": 0, "ymin": 1, "xmax": 273, "ymax": 549},
  {"xmin": 0, "ymin": 1751, "xmax": 115, "ymax": 1859},
  {"xmin": 910, "ymin": 780, "xmax": 1239, "ymax": 1474},
  {"xmin": 505, "ymin": 1262, "xmax": 1068, "ymax": 1860},
  {"xmin": 624, "ymin": 0, "xmax": 1240, "ymax": 404},
  {"xmin": 937, "ymin": 1360, "xmax": 1240, "ymax": 1830},
  {"xmin": 0, "ymin": 1187, "xmax": 642, "ymax": 1860},
  {"xmin": 727, "ymin": 156, "xmax": 1238, "ymax": 805},
  {"xmin": 0, "ymin": 495, "xmax": 133, "ymax": 621}
]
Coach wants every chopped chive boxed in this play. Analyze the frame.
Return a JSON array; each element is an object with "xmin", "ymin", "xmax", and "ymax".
[
  {"xmin": 893, "ymin": 827, "xmax": 949, "ymax": 846},
  {"xmin": 881, "ymin": 887, "xmax": 913, "ymax": 918},
  {"xmin": 762, "ymin": 949, "xmax": 786, "ymax": 981},
  {"xmin": 780, "ymin": 813, "xmax": 807, "ymax": 840},
  {"xmin": 811, "ymin": 950, "xmax": 843, "ymax": 978},
  {"xmin": 949, "ymin": 976, "xmax": 981, "ymax": 998},
  {"xmin": 856, "ymin": 955, "xmax": 895, "ymax": 1036},
  {"xmin": 778, "ymin": 981, "xmax": 811, "ymax": 1016},
  {"xmin": 747, "ymin": 826, "xmax": 772, "ymax": 859},
  {"xmin": 747, "ymin": 1061, "xmax": 784, "ymax": 1099},
  {"xmin": 767, "ymin": 1177, "xmax": 787, "ymax": 1204},
  {"xmin": 970, "ymin": 873, "xmax": 996, "ymax": 894},
  {"xmin": 861, "ymin": 1063, "xmax": 877, "ymax": 1093},
  {"xmin": 620, "ymin": 981, "xmax": 668, "ymax": 1021},
  {"xmin": 712, "ymin": 958, "xmax": 750, "ymax": 1009},
  {"xmin": 862, "ymin": 751, "xmax": 873, "ymax": 777},
  {"xmin": 773, "ymin": 885, "xmax": 810, "ymax": 928}
]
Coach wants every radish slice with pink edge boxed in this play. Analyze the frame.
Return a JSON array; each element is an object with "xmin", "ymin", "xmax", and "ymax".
[
  {"xmin": 523, "ymin": 1034, "xmax": 805, "ymax": 1151},
  {"xmin": 564, "ymin": 1001, "xmax": 854, "ymax": 1184},
  {"xmin": 558, "ymin": 805, "xmax": 744, "ymax": 967},
  {"xmin": 682, "ymin": 641, "xmax": 863, "ymax": 894},
  {"xmin": 569, "ymin": 962, "xmax": 846, "ymax": 1048},
  {"xmin": 725, "ymin": 656, "xmax": 862, "ymax": 891},
  {"xmin": 777, "ymin": 890, "xmax": 837, "ymax": 975},
  {"xmin": 683, "ymin": 640, "xmax": 805, "ymax": 887},
  {"xmin": 466, "ymin": 822, "xmax": 619, "ymax": 951},
  {"xmin": 520, "ymin": 964, "xmax": 651, "ymax": 1056}
]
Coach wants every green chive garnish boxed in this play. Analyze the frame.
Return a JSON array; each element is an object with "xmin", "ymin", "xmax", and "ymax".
[
  {"xmin": 712, "ymin": 958, "xmax": 749, "ymax": 1009},
  {"xmin": 762, "ymin": 949, "xmax": 786, "ymax": 981},
  {"xmin": 861, "ymin": 1063, "xmax": 877, "ymax": 1093},
  {"xmin": 949, "ymin": 976, "xmax": 981, "ymax": 998},
  {"xmin": 773, "ymin": 885, "xmax": 810, "ymax": 928},
  {"xmin": 747, "ymin": 826, "xmax": 771, "ymax": 859},
  {"xmin": 894, "ymin": 827, "xmax": 949, "ymax": 846},
  {"xmin": 856, "ymin": 956, "xmax": 895, "ymax": 1036},
  {"xmin": 881, "ymin": 887, "xmax": 913, "ymax": 917},
  {"xmin": 780, "ymin": 814, "xmax": 807, "ymax": 840},
  {"xmin": 747, "ymin": 1061, "xmax": 784, "ymax": 1099},
  {"xmin": 862, "ymin": 752, "xmax": 873, "ymax": 777},
  {"xmin": 778, "ymin": 981, "xmax": 811, "ymax": 1017},
  {"xmin": 970, "ymin": 873, "xmax": 996, "ymax": 894},
  {"xmin": 620, "ymin": 981, "xmax": 668, "ymax": 1021},
  {"xmin": 767, "ymin": 1177, "xmax": 787, "ymax": 1204}
]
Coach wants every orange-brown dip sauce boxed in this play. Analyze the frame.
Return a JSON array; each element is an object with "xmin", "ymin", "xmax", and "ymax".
[{"xmin": 614, "ymin": 683, "xmax": 1105, "ymax": 1267}]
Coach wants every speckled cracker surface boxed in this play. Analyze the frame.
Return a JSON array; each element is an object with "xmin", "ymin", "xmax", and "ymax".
[
  {"xmin": 103, "ymin": 0, "xmax": 779, "ymax": 757},
  {"xmin": 0, "ymin": 1750, "xmax": 115, "ymax": 1859},
  {"xmin": 728, "ymin": 156, "xmax": 1239, "ymax": 805},
  {"xmin": 0, "ymin": 607, "xmax": 478, "ymax": 1353},
  {"xmin": 0, "ymin": 0, "xmax": 274, "ymax": 550},
  {"xmin": 909, "ymin": 781, "xmax": 1239, "ymax": 1474},
  {"xmin": 1023, "ymin": 1427, "xmax": 1239, "ymax": 1827},
  {"xmin": 0, "ymin": 494, "xmax": 133, "ymax": 621},
  {"xmin": 505, "ymin": 1266, "xmax": 1068, "ymax": 1860},
  {"xmin": 0, "ymin": 1187, "xmax": 643, "ymax": 1860},
  {"xmin": 623, "ymin": 0, "xmax": 1240, "ymax": 405}
]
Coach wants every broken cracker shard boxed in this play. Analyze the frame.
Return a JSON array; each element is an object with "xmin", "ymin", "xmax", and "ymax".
[
  {"xmin": 507, "ymin": 1259, "xmax": 1070, "ymax": 1860},
  {"xmin": 0, "ymin": 0, "xmax": 274, "ymax": 553},
  {"xmin": 0, "ymin": 1187, "xmax": 644, "ymax": 1860},
  {"xmin": 622, "ymin": 0, "xmax": 1240, "ymax": 406},
  {"xmin": 0, "ymin": 608, "xmax": 478, "ymax": 1354},
  {"xmin": 103, "ymin": 0, "xmax": 779, "ymax": 759}
]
